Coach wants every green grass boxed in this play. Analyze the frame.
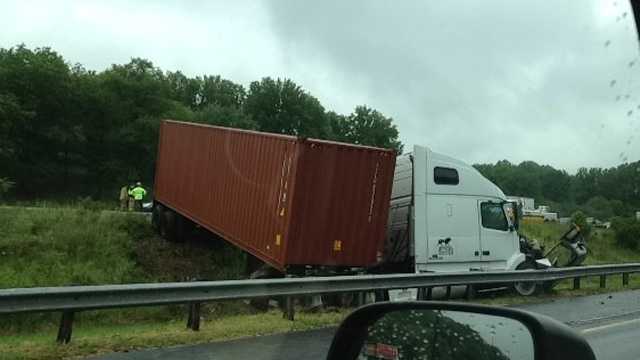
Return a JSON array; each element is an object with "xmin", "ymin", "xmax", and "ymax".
[
  {"xmin": 0, "ymin": 309, "xmax": 349, "ymax": 360},
  {"xmin": 0, "ymin": 206, "xmax": 147, "ymax": 288},
  {"xmin": 520, "ymin": 222, "xmax": 640, "ymax": 265},
  {"xmin": 0, "ymin": 205, "xmax": 246, "ymax": 289},
  {"xmin": 0, "ymin": 206, "xmax": 248, "ymax": 334},
  {"xmin": 472, "ymin": 222, "xmax": 640, "ymax": 307},
  {"xmin": 2, "ymin": 210, "xmax": 640, "ymax": 359}
]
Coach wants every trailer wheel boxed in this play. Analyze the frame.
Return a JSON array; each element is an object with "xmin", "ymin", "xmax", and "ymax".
[
  {"xmin": 152, "ymin": 203, "xmax": 163, "ymax": 232},
  {"xmin": 248, "ymin": 264, "xmax": 283, "ymax": 311},
  {"xmin": 161, "ymin": 209, "xmax": 177, "ymax": 242},
  {"xmin": 173, "ymin": 214, "xmax": 190, "ymax": 243},
  {"xmin": 513, "ymin": 261, "xmax": 541, "ymax": 296}
]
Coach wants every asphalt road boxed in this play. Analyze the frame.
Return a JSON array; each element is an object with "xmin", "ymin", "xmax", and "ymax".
[{"xmin": 91, "ymin": 289, "xmax": 640, "ymax": 360}]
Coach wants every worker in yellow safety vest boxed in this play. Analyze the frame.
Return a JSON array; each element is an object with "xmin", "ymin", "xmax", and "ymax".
[{"xmin": 128, "ymin": 182, "xmax": 147, "ymax": 211}]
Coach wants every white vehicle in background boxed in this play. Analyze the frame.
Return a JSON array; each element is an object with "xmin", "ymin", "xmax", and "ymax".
[{"xmin": 380, "ymin": 145, "xmax": 586, "ymax": 295}]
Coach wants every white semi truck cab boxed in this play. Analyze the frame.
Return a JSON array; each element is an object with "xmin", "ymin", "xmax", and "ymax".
[{"xmin": 383, "ymin": 145, "xmax": 526, "ymax": 274}]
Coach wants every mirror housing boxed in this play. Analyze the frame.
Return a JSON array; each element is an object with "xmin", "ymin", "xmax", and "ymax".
[{"xmin": 326, "ymin": 301, "xmax": 595, "ymax": 360}]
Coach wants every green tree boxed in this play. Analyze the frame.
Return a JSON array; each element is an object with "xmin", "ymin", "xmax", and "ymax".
[
  {"xmin": 611, "ymin": 216, "xmax": 640, "ymax": 249},
  {"xmin": 0, "ymin": 177, "xmax": 14, "ymax": 201},
  {"xmin": 245, "ymin": 77, "xmax": 328, "ymax": 138},
  {"xmin": 332, "ymin": 105, "xmax": 403, "ymax": 153},
  {"xmin": 166, "ymin": 70, "xmax": 202, "ymax": 109},
  {"xmin": 200, "ymin": 75, "xmax": 245, "ymax": 109},
  {"xmin": 0, "ymin": 45, "xmax": 78, "ymax": 196},
  {"xmin": 326, "ymin": 111, "xmax": 349, "ymax": 142},
  {"xmin": 193, "ymin": 104, "xmax": 256, "ymax": 130},
  {"xmin": 582, "ymin": 196, "xmax": 614, "ymax": 221}
]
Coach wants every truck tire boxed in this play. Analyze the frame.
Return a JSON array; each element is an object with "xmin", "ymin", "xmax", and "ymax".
[
  {"xmin": 513, "ymin": 261, "xmax": 541, "ymax": 296},
  {"xmin": 248, "ymin": 263, "xmax": 283, "ymax": 311},
  {"xmin": 161, "ymin": 209, "xmax": 178, "ymax": 242},
  {"xmin": 173, "ymin": 214, "xmax": 191, "ymax": 243},
  {"xmin": 542, "ymin": 280, "xmax": 557, "ymax": 293},
  {"xmin": 151, "ymin": 203, "xmax": 163, "ymax": 232}
]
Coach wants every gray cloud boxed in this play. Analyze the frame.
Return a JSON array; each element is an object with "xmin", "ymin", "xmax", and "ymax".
[
  {"xmin": 1, "ymin": 0, "xmax": 638, "ymax": 172},
  {"xmin": 264, "ymin": 0, "xmax": 640, "ymax": 171}
]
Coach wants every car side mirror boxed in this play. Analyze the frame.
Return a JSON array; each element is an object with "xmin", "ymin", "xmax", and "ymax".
[{"xmin": 326, "ymin": 301, "xmax": 595, "ymax": 360}]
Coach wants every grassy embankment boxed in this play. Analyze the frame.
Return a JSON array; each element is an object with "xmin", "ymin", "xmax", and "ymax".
[
  {"xmin": 475, "ymin": 222, "xmax": 640, "ymax": 307},
  {"xmin": 1, "ymin": 207, "xmax": 640, "ymax": 359},
  {"xmin": 0, "ymin": 206, "xmax": 347, "ymax": 360}
]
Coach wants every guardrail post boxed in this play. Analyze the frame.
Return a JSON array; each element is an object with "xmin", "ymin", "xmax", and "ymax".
[
  {"xmin": 375, "ymin": 290, "xmax": 389, "ymax": 302},
  {"xmin": 56, "ymin": 311, "xmax": 74, "ymax": 344},
  {"xmin": 599, "ymin": 275, "xmax": 606, "ymax": 289},
  {"xmin": 282, "ymin": 297, "xmax": 295, "ymax": 321},
  {"xmin": 573, "ymin": 277, "xmax": 581, "ymax": 290},
  {"xmin": 623, "ymin": 273, "xmax": 630, "ymax": 287},
  {"xmin": 187, "ymin": 302, "xmax": 201, "ymax": 331},
  {"xmin": 417, "ymin": 287, "xmax": 427, "ymax": 300},
  {"xmin": 465, "ymin": 285, "xmax": 476, "ymax": 300},
  {"xmin": 416, "ymin": 287, "xmax": 433, "ymax": 300},
  {"xmin": 445, "ymin": 286, "xmax": 451, "ymax": 300}
]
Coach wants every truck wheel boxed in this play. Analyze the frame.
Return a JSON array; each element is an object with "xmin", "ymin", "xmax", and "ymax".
[
  {"xmin": 542, "ymin": 280, "xmax": 556, "ymax": 293},
  {"xmin": 513, "ymin": 261, "xmax": 541, "ymax": 296},
  {"xmin": 161, "ymin": 209, "xmax": 177, "ymax": 242},
  {"xmin": 173, "ymin": 214, "xmax": 190, "ymax": 243},
  {"xmin": 152, "ymin": 204, "xmax": 163, "ymax": 232},
  {"xmin": 248, "ymin": 264, "xmax": 282, "ymax": 311}
]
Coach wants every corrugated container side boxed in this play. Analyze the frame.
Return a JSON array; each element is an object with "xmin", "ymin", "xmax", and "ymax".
[
  {"xmin": 154, "ymin": 121, "xmax": 298, "ymax": 270},
  {"xmin": 154, "ymin": 120, "xmax": 396, "ymax": 272},
  {"xmin": 286, "ymin": 140, "xmax": 396, "ymax": 267}
]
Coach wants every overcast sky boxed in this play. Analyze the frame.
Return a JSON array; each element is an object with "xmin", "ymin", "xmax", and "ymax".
[{"xmin": 1, "ymin": 0, "xmax": 639, "ymax": 172}]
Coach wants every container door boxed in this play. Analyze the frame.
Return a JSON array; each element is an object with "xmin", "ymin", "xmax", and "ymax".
[
  {"xmin": 477, "ymin": 200, "xmax": 517, "ymax": 269},
  {"xmin": 426, "ymin": 195, "xmax": 481, "ymax": 269}
]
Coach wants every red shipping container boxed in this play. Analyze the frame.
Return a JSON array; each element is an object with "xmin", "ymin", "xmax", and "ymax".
[{"xmin": 154, "ymin": 120, "xmax": 396, "ymax": 272}]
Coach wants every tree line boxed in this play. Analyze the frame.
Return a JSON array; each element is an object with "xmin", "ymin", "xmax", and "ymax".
[
  {"xmin": 474, "ymin": 160, "xmax": 640, "ymax": 219},
  {"xmin": 1, "ymin": 45, "xmax": 636, "ymax": 219},
  {"xmin": 0, "ymin": 45, "xmax": 403, "ymax": 200}
]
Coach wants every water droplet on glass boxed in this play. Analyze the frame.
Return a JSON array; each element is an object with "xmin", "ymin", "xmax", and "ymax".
[
  {"xmin": 623, "ymin": 12, "xmax": 628, "ymax": 18},
  {"xmin": 625, "ymin": 94, "xmax": 631, "ymax": 99},
  {"xmin": 630, "ymin": 61, "xmax": 636, "ymax": 67},
  {"xmin": 616, "ymin": 95, "xmax": 622, "ymax": 101},
  {"xmin": 611, "ymin": 80, "xmax": 617, "ymax": 87},
  {"xmin": 628, "ymin": 110, "xmax": 633, "ymax": 116},
  {"xmin": 605, "ymin": 40, "xmax": 612, "ymax": 47},
  {"xmin": 601, "ymin": 124, "xmax": 606, "ymax": 129}
]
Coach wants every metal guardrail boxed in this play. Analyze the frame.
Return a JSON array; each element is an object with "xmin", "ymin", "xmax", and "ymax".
[{"xmin": 2, "ymin": 263, "xmax": 639, "ymax": 343}]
